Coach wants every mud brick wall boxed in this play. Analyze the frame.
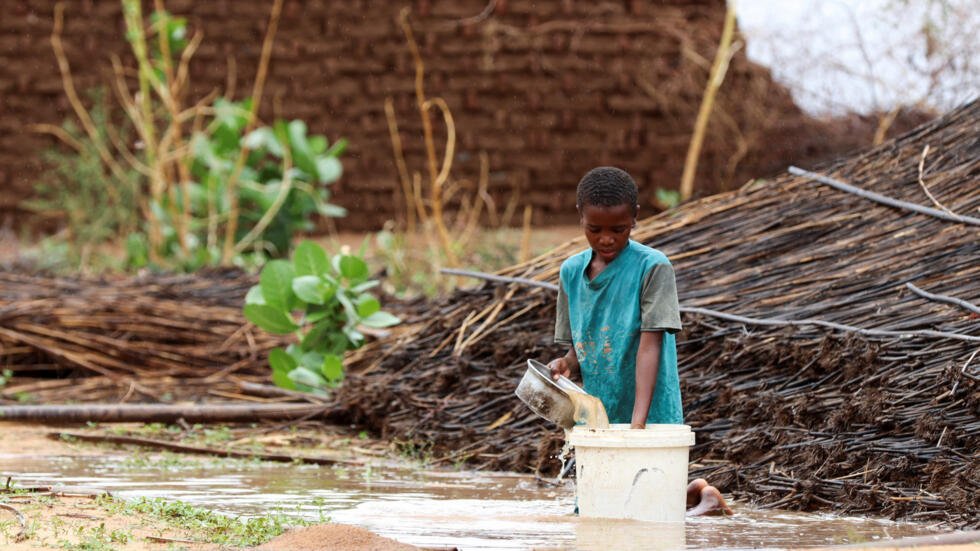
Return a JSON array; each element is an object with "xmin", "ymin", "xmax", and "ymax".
[{"xmin": 2, "ymin": 0, "xmax": 842, "ymax": 231}]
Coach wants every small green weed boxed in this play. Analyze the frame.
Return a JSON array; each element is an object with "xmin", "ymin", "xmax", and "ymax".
[
  {"xmin": 99, "ymin": 496, "xmax": 305, "ymax": 547},
  {"xmin": 58, "ymin": 523, "xmax": 130, "ymax": 550}
]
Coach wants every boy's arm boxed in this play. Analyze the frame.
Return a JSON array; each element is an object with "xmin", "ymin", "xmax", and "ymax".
[
  {"xmin": 631, "ymin": 331, "xmax": 663, "ymax": 428},
  {"xmin": 551, "ymin": 279, "xmax": 581, "ymax": 380}
]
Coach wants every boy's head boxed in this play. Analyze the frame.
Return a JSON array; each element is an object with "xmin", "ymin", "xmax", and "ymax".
[{"xmin": 576, "ymin": 167, "xmax": 639, "ymax": 263}]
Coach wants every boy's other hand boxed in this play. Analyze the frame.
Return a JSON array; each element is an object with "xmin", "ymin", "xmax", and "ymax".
[
  {"xmin": 630, "ymin": 422, "xmax": 646, "ymax": 430},
  {"xmin": 548, "ymin": 358, "xmax": 571, "ymax": 381}
]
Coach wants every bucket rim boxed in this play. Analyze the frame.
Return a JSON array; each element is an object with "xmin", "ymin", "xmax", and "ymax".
[{"xmin": 567, "ymin": 423, "xmax": 695, "ymax": 447}]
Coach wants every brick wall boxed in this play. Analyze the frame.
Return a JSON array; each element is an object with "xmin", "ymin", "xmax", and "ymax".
[{"xmin": 2, "ymin": 0, "xmax": 837, "ymax": 231}]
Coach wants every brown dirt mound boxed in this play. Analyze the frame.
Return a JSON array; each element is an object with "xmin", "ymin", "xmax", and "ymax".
[{"xmin": 254, "ymin": 524, "xmax": 418, "ymax": 551}]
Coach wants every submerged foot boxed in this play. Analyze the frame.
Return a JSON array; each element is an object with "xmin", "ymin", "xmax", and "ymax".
[{"xmin": 686, "ymin": 483, "xmax": 733, "ymax": 516}]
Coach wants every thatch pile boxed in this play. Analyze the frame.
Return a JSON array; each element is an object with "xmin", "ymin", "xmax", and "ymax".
[
  {"xmin": 333, "ymin": 101, "xmax": 979, "ymax": 526},
  {"xmin": 0, "ymin": 269, "xmax": 285, "ymax": 403}
]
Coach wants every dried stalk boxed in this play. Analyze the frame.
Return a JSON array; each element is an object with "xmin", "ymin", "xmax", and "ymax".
[
  {"xmin": 789, "ymin": 166, "xmax": 980, "ymax": 226},
  {"xmin": 384, "ymin": 97, "xmax": 419, "ymax": 233},
  {"xmin": 231, "ymin": 137, "xmax": 294, "ymax": 255},
  {"xmin": 49, "ymin": 4, "xmax": 129, "ymax": 190},
  {"xmin": 221, "ymin": 0, "xmax": 284, "ymax": 263},
  {"xmin": 916, "ymin": 145, "xmax": 957, "ymax": 216},
  {"xmin": 679, "ymin": 2, "xmax": 737, "ymax": 201}
]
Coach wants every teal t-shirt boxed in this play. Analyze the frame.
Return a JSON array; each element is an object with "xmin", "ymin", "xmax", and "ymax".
[{"xmin": 554, "ymin": 240, "xmax": 683, "ymax": 424}]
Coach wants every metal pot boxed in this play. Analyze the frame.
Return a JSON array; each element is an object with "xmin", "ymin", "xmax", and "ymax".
[{"xmin": 514, "ymin": 359, "xmax": 586, "ymax": 429}]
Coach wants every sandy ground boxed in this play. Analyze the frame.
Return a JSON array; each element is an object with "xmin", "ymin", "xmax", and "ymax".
[
  {"xmin": 0, "ymin": 422, "xmax": 112, "ymax": 457},
  {"xmin": 0, "ymin": 494, "xmax": 219, "ymax": 550}
]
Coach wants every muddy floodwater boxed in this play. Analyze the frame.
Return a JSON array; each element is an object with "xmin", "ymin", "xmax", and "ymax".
[{"xmin": 0, "ymin": 453, "xmax": 946, "ymax": 550}]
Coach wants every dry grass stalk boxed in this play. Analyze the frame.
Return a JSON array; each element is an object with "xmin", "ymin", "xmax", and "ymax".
[
  {"xmin": 679, "ymin": 2, "xmax": 738, "ymax": 201},
  {"xmin": 221, "ymin": 0, "xmax": 284, "ymax": 263}
]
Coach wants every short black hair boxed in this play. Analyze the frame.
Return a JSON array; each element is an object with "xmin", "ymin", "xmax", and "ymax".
[{"xmin": 576, "ymin": 166, "xmax": 638, "ymax": 215}]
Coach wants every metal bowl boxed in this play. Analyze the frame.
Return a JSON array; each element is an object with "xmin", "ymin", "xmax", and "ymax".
[{"xmin": 514, "ymin": 359, "xmax": 586, "ymax": 429}]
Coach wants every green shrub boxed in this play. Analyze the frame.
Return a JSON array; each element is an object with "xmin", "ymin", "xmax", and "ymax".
[{"xmin": 243, "ymin": 241, "xmax": 399, "ymax": 392}]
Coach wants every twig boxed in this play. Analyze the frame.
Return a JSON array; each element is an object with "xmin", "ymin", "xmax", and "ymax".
[
  {"xmin": 231, "ymin": 134, "xmax": 294, "ymax": 255},
  {"xmin": 916, "ymin": 145, "xmax": 957, "ymax": 216},
  {"xmin": 439, "ymin": 268, "xmax": 557, "ymax": 290},
  {"xmin": 222, "ymin": 0, "xmax": 284, "ymax": 263},
  {"xmin": 681, "ymin": 306, "xmax": 980, "ymax": 343},
  {"xmin": 145, "ymin": 536, "xmax": 200, "ymax": 544},
  {"xmin": 906, "ymin": 282, "xmax": 980, "ymax": 316},
  {"xmin": 48, "ymin": 431, "xmax": 357, "ymax": 466},
  {"xmin": 384, "ymin": 97, "xmax": 419, "ymax": 232},
  {"xmin": 679, "ymin": 2, "xmax": 737, "ymax": 201},
  {"xmin": 28, "ymin": 123, "xmax": 83, "ymax": 152},
  {"xmin": 50, "ymin": 3, "xmax": 129, "ymax": 184},
  {"xmin": 0, "ymin": 503, "xmax": 26, "ymax": 542},
  {"xmin": 788, "ymin": 166, "xmax": 980, "ymax": 226},
  {"xmin": 457, "ymin": 0, "xmax": 497, "ymax": 26}
]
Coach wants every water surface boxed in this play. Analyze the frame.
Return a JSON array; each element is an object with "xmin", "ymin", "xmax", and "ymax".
[{"xmin": 0, "ymin": 454, "xmax": 943, "ymax": 550}]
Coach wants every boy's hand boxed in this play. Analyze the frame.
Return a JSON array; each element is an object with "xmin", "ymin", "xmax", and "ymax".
[
  {"xmin": 548, "ymin": 358, "xmax": 571, "ymax": 381},
  {"xmin": 630, "ymin": 422, "xmax": 646, "ymax": 430}
]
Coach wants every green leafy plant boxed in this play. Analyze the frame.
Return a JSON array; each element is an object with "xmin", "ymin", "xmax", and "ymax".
[
  {"xmin": 244, "ymin": 241, "xmax": 399, "ymax": 392},
  {"xmin": 30, "ymin": 2, "xmax": 346, "ymax": 272},
  {"xmin": 654, "ymin": 188, "xmax": 682, "ymax": 210}
]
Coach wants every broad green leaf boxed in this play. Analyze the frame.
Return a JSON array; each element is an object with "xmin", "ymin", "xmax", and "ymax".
[
  {"xmin": 351, "ymin": 280, "xmax": 379, "ymax": 293},
  {"xmin": 321, "ymin": 354, "xmax": 344, "ymax": 384},
  {"xmin": 269, "ymin": 347, "xmax": 297, "ymax": 390},
  {"xmin": 317, "ymin": 202, "xmax": 347, "ymax": 218},
  {"xmin": 309, "ymin": 135, "xmax": 327, "ymax": 154},
  {"xmin": 335, "ymin": 290, "xmax": 357, "ymax": 322},
  {"xmin": 244, "ymin": 285, "xmax": 265, "ymax": 305},
  {"xmin": 292, "ymin": 275, "xmax": 327, "ymax": 305},
  {"xmin": 343, "ymin": 325, "xmax": 364, "ymax": 347},
  {"xmin": 299, "ymin": 351, "xmax": 324, "ymax": 371},
  {"xmin": 288, "ymin": 366, "xmax": 326, "ymax": 388},
  {"xmin": 325, "ymin": 137, "xmax": 348, "ymax": 157},
  {"xmin": 272, "ymin": 368, "xmax": 296, "ymax": 390},
  {"xmin": 259, "ymin": 260, "xmax": 295, "ymax": 311},
  {"xmin": 294, "ymin": 240, "xmax": 330, "ymax": 276},
  {"xmin": 338, "ymin": 255, "xmax": 369, "ymax": 282},
  {"xmin": 304, "ymin": 306, "xmax": 332, "ymax": 324},
  {"xmin": 287, "ymin": 120, "xmax": 317, "ymax": 179},
  {"xmin": 356, "ymin": 296, "xmax": 381, "ymax": 318},
  {"xmin": 285, "ymin": 344, "xmax": 304, "ymax": 364},
  {"xmin": 268, "ymin": 347, "xmax": 297, "ymax": 373},
  {"xmin": 361, "ymin": 311, "xmax": 401, "ymax": 328},
  {"xmin": 244, "ymin": 304, "xmax": 299, "ymax": 334},
  {"xmin": 315, "ymin": 156, "xmax": 342, "ymax": 184},
  {"xmin": 243, "ymin": 127, "xmax": 283, "ymax": 157},
  {"xmin": 301, "ymin": 319, "xmax": 333, "ymax": 351}
]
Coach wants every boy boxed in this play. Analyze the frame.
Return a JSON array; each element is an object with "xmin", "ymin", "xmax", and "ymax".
[{"xmin": 548, "ymin": 166, "xmax": 731, "ymax": 516}]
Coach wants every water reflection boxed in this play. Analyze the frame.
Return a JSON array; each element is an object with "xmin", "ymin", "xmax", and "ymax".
[{"xmin": 0, "ymin": 454, "xmax": 941, "ymax": 550}]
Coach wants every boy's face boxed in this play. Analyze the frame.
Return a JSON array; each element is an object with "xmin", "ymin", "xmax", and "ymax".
[{"xmin": 579, "ymin": 203, "xmax": 636, "ymax": 263}]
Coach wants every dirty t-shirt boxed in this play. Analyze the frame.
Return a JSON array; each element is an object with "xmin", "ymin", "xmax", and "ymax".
[{"xmin": 554, "ymin": 240, "xmax": 683, "ymax": 425}]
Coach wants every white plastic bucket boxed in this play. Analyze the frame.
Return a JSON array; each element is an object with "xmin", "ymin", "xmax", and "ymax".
[{"xmin": 567, "ymin": 424, "xmax": 695, "ymax": 522}]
